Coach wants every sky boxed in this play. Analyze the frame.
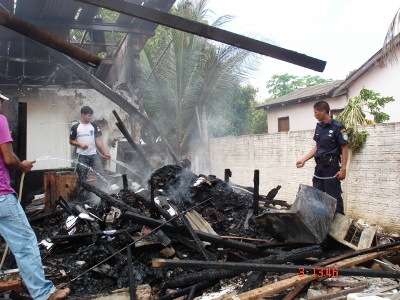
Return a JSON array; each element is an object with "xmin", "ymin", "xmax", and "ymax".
[{"xmin": 205, "ymin": 0, "xmax": 400, "ymax": 100}]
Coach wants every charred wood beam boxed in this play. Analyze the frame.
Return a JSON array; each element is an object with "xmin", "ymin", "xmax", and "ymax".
[
  {"xmin": 224, "ymin": 169, "xmax": 231, "ymax": 183},
  {"xmin": 153, "ymin": 259, "xmax": 400, "ymax": 279},
  {"xmin": 0, "ymin": 10, "xmax": 101, "ymax": 68},
  {"xmin": 127, "ymin": 246, "xmax": 136, "ymax": 300},
  {"xmin": 121, "ymin": 211, "xmax": 267, "ymax": 255},
  {"xmin": 25, "ymin": 19, "xmax": 155, "ymax": 35},
  {"xmin": 75, "ymin": 0, "xmax": 326, "ymax": 72},
  {"xmin": 164, "ymin": 245, "xmax": 322, "ymax": 288},
  {"xmin": 253, "ymin": 170, "xmax": 259, "ymax": 215},
  {"xmin": 122, "ymin": 174, "xmax": 128, "ymax": 190},
  {"xmin": 80, "ymin": 181, "xmax": 140, "ymax": 214},
  {"xmin": 113, "ymin": 109, "xmax": 153, "ymax": 172}
]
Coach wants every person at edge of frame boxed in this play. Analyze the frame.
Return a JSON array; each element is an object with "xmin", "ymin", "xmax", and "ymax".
[{"xmin": 0, "ymin": 93, "xmax": 70, "ymax": 300}]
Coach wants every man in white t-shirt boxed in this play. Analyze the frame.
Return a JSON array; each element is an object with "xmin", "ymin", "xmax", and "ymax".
[{"xmin": 70, "ymin": 106, "xmax": 111, "ymax": 183}]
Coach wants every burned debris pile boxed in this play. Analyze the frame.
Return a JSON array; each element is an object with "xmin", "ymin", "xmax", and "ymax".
[{"xmin": 1, "ymin": 165, "xmax": 399, "ymax": 299}]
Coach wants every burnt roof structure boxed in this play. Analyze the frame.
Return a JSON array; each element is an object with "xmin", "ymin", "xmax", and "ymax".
[
  {"xmin": 0, "ymin": 0, "xmax": 176, "ymax": 90},
  {"xmin": 0, "ymin": 0, "xmax": 328, "ymax": 95}
]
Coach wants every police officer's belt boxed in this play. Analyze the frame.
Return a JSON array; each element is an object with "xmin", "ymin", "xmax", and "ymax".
[{"xmin": 315, "ymin": 155, "xmax": 340, "ymax": 164}]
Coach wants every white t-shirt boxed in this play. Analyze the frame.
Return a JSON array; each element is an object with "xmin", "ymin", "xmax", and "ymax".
[{"xmin": 70, "ymin": 122, "xmax": 102, "ymax": 155}]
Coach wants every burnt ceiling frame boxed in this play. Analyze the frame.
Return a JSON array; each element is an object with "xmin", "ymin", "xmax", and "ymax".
[
  {"xmin": 0, "ymin": 10, "xmax": 102, "ymax": 68},
  {"xmin": 76, "ymin": 0, "xmax": 327, "ymax": 72}
]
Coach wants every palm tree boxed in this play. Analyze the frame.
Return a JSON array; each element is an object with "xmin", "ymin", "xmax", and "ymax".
[
  {"xmin": 140, "ymin": 0, "xmax": 259, "ymax": 158},
  {"xmin": 382, "ymin": 7, "xmax": 400, "ymax": 65}
]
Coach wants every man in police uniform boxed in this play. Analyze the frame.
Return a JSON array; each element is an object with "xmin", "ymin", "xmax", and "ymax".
[{"xmin": 296, "ymin": 101, "xmax": 348, "ymax": 214}]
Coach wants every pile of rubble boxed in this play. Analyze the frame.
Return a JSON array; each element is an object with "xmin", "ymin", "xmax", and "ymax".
[{"xmin": 0, "ymin": 164, "xmax": 399, "ymax": 299}]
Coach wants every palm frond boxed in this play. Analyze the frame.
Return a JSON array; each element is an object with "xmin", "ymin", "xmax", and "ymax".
[{"xmin": 382, "ymin": 7, "xmax": 400, "ymax": 66}]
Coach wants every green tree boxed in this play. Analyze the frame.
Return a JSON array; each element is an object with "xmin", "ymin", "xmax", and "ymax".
[
  {"xmin": 140, "ymin": 0, "xmax": 259, "ymax": 155},
  {"xmin": 266, "ymin": 73, "xmax": 333, "ymax": 99},
  {"xmin": 221, "ymin": 85, "xmax": 267, "ymax": 136}
]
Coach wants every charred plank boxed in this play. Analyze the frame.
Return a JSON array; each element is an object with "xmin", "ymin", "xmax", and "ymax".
[
  {"xmin": 153, "ymin": 259, "xmax": 400, "ymax": 278},
  {"xmin": 163, "ymin": 245, "xmax": 322, "ymax": 288}
]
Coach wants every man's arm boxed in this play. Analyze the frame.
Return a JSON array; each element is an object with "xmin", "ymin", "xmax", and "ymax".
[
  {"xmin": 0, "ymin": 142, "xmax": 35, "ymax": 173},
  {"xmin": 69, "ymin": 139, "xmax": 88, "ymax": 150},
  {"xmin": 296, "ymin": 145, "xmax": 317, "ymax": 168},
  {"xmin": 335, "ymin": 144, "xmax": 349, "ymax": 180},
  {"xmin": 95, "ymin": 137, "xmax": 111, "ymax": 159}
]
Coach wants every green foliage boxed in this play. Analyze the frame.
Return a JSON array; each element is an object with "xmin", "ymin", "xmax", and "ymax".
[
  {"xmin": 266, "ymin": 73, "xmax": 333, "ymax": 98},
  {"xmin": 347, "ymin": 129, "xmax": 368, "ymax": 152},
  {"xmin": 217, "ymin": 85, "xmax": 267, "ymax": 136},
  {"xmin": 249, "ymin": 108, "xmax": 268, "ymax": 134},
  {"xmin": 70, "ymin": 8, "xmax": 124, "ymax": 57},
  {"xmin": 336, "ymin": 87, "xmax": 394, "ymax": 151},
  {"xmin": 140, "ymin": 0, "xmax": 260, "ymax": 154}
]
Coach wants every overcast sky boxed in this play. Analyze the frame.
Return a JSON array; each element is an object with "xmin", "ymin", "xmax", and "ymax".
[{"xmin": 205, "ymin": 0, "xmax": 400, "ymax": 100}]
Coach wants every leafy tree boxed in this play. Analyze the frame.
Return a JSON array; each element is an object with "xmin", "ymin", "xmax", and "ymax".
[
  {"xmin": 266, "ymin": 73, "xmax": 333, "ymax": 99},
  {"xmin": 140, "ymin": 0, "xmax": 259, "ymax": 155},
  {"xmin": 201, "ymin": 84, "xmax": 267, "ymax": 137},
  {"xmin": 250, "ymin": 106, "xmax": 268, "ymax": 134}
]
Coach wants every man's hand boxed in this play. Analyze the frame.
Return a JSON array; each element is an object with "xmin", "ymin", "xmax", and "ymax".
[
  {"xmin": 21, "ymin": 160, "xmax": 35, "ymax": 173},
  {"xmin": 103, "ymin": 152, "xmax": 111, "ymax": 159},
  {"xmin": 80, "ymin": 143, "xmax": 88, "ymax": 150},
  {"xmin": 296, "ymin": 160, "xmax": 305, "ymax": 168},
  {"xmin": 335, "ymin": 169, "xmax": 346, "ymax": 180}
]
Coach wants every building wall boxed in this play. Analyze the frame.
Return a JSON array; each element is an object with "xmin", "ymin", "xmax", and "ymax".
[
  {"xmin": 267, "ymin": 95, "xmax": 347, "ymax": 133},
  {"xmin": 21, "ymin": 88, "xmax": 126, "ymax": 170},
  {"xmin": 347, "ymin": 48, "xmax": 400, "ymax": 123},
  {"xmin": 207, "ymin": 123, "xmax": 400, "ymax": 233}
]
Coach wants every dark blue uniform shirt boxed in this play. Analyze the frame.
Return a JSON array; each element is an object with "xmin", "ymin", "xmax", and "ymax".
[{"xmin": 313, "ymin": 118, "xmax": 348, "ymax": 157}]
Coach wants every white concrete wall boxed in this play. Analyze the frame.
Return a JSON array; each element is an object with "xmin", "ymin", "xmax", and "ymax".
[
  {"xmin": 347, "ymin": 48, "xmax": 400, "ymax": 123},
  {"xmin": 22, "ymin": 88, "xmax": 126, "ymax": 170},
  {"xmin": 207, "ymin": 123, "xmax": 400, "ymax": 233},
  {"xmin": 267, "ymin": 95, "xmax": 347, "ymax": 133}
]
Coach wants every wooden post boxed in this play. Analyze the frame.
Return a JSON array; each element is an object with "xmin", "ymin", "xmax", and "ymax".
[{"xmin": 253, "ymin": 170, "xmax": 260, "ymax": 215}]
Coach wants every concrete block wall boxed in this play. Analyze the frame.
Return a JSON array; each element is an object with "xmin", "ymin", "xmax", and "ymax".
[{"xmin": 207, "ymin": 123, "xmax": 400, "ymax": 233}]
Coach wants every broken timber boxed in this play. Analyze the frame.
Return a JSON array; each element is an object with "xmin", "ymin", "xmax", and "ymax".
[
  {"xmin": 112, "ymin": 109, "xmax": 153, "ymax": 173},
  {"xmin": 76, "ymin": 0, "xmax": 326, "ymax": 72},
  {"xmin": 164, "ymin": 245, "xmax": 322, "ymax": 289},
  {"xmin": 152, "ymin": 259, "xmax": 400, "ymax": 279}
]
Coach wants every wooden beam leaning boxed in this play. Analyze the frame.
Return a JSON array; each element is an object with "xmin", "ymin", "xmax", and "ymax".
[
  {"xmin": 0, "ymin": 10, "xmax": 101, "ymax": 68},
  {"xmin": 75, "ymin": 0, "xmax": 326, "ymax": 72}
]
